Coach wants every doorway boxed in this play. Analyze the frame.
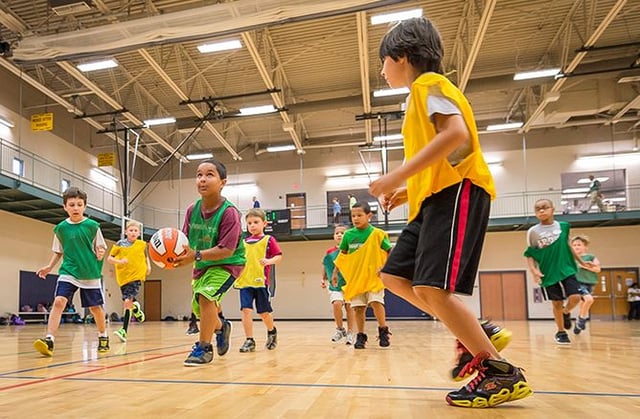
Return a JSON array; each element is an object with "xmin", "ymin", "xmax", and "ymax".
[
  {"xmin": 143, "ymin": 280, "xmax": 162, "ymax": 321},
  {"xmin": 479, "ymin": 271, "xmax": 528, "ymax": 320},
  {"xmin": 286, "ymin": 192, "xmax": 306, "ymax": 229},
  {"xmin": 591, "ymin": 268, "xmax": 637, "ymax": 320}
]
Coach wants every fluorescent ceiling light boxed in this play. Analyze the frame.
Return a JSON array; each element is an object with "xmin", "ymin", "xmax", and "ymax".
[
  {"xmin": 226, "ymin": 181, "xmax": 257, "ymax": 188},
  {"xmin": 618, "ymin": 75, "xmax": 640, "ymax": 83},
  {"xmin": 576, "ymin": 151, "xmax": 640, "ymax": 162},
  {"xmin": 361, "ymin": 145, "xmax": 404, "ymax": 152},
  {"xmin": 371, "ymin": 8, "xmax": 422, "ymax": 25},
  {"xmin": 144, "ymin": 117, "xmax": 176, "ymax": 127},
  {"xmin": 513, "ymin": 68, "xmax": 561, "ymax": 80},
  {"xmin": 197, "ymin": 39, "xmax": 242, "ymax": 54},
  {"xmin": 373, "ymin": 134, "xmax": 403, "ymax": 142},
  {"xmin": 239, "ymin": 105, "xmax": 278, "ymax": 116},
  {"xmin": 326, "ymin": 173, "xmax": 379, "ymax": 180},
  {"xmin": 487, "ymin": 161, "xmax": 503, "ymax": 167},
  {"xmin": 577, "ymin": 176, "xmax": 609, "ymax": 184},
  {"xmin": 486, "ymin": 122, "xmax": 523, "ymax": 131},
  {"xmin": 373, "ymin": 87, "xmax": 410, "ymax": 97},
  {"xmin": 186, "ymin": 152, "xmax": 213, "ymax": 160},
  {"xmin": 562, "ymin": 187, "xmax": 589, "ymax": 194},
  {"xmin": 0, "ymin": 116, "xmax": 14, "ymax": 128},
  {"xmin": 77, "ymin": 59, "xmax": 118, "ymax": 72},
  {"xmin": 92, "ymin": 168, "xmax": 118, "ymax": 182},
  {"xmin": 266, "ymin": 144, "xmax": 296, "ymax": 153}
]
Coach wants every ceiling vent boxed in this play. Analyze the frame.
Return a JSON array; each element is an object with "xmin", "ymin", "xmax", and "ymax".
[{"xmin": 49, "ymin": 0, "xmax": 92, "ymax": 16}]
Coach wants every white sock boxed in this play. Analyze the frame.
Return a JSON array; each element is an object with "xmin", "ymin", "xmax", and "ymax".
[{"xmin": 46, "ymin": 334, "xmax": 55, "ymax": 342}]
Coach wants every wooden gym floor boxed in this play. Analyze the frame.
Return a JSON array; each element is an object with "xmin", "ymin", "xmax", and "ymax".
[{"xmin": 0, "ymin": 319, "xmax": 638, "ymax": 418}]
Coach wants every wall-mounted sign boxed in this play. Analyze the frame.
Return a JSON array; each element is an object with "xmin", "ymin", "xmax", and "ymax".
[{"xmin": 30, "ymin": 113, "xmax": 53, "ymax": 131}]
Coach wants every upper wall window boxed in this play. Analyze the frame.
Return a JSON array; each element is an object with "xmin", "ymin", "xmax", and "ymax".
[
  {"xmin": 561, "ymin": 169, "xmax": 626, "ymax": 213},
  {"xmin": 12, "ymin": 157, "xmax": 24, "ymax": 177}
]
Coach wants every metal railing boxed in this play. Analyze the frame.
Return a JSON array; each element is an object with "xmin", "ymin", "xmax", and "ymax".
[{"xmin": 2, "ymin": 138, "xmax": 639, "ymax": 232}]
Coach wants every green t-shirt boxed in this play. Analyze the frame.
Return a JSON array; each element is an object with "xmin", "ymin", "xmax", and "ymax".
[
  {"xmin": 323, "ymin": 246, "xmax": 345, "ymax": 291},
  {"xmin": 339, "ymin": 225, "xmax": 393, "ymax": 254},
  {"xmin": 523, "ymin": 221, "xmax": 577, "ymax": 287},
  {"xmin": 575, "ymin": 254, "xmax": 598, "ymax": 284},
  {"xmin": 54, "ymin": 218, "xmax": 103, "ymax": 280}
]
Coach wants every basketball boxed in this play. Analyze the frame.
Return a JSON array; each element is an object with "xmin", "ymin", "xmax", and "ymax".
[{"xmin": 148, "ymin": 227, "xmax": 189, "ymax": 269}]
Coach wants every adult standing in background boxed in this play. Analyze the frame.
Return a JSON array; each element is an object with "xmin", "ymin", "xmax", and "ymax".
[
  {"xmin": 586, "ymin": 175, "xmax": 604, "ymax": 212},
  {"xmin": 332, "ymin": 197, "xmax": 341, "ymax": 224},
  {"xmin": 252, "ymin": 196, "xmax": 261, "ymax": 208},
  {"xmin": 348, "ymin": 194, "xmax": 356, "ymax": 211}
]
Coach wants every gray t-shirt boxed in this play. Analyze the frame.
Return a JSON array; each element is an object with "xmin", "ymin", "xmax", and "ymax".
[{"xmin": 526, "ymin": 220, "xmax": 562, "ymax": 249}]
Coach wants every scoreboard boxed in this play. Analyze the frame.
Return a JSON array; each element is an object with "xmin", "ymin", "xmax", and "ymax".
[{"xmin": 265, "ymin": 209, "xmax": 291, "ymax": 235}]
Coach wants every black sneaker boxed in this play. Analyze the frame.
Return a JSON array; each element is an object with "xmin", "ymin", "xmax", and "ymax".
[
  {"xmin": 186, "ymin": 323, "xmax": 199, "ymax": 336},
  {"xmin": 451, "ymin": 320, "xmax": 512, "ymax": 381},
  {"xmin": 354, "ymin": 332, "xmax": 367, "ymax": 349},
  {"xmin": 446, "ymin": 352, "xmax": 533, "ymax": 408},
  {"xmin": 34, "ymin": 337, "xmax": 54, "ymax": 357},
  {"xmin": 98, "ymin": 336, "xmax": 110, "ymax": 353},
  {"xmin": 378, "ymin": 326, "xmax": 391, "ymax": 347},
  {"xmin": 573, "ymin": 316, "xmax": 587, "ymax": 334},
  {"xmin": 215, "ymin": 319, "xmax": 232, "ymax": 356},
  {"xmin": 562, "ymin": 312, "xmax": 572, "ymax": 330},
  {"xmin": 184, "ymin": 342, "xmax": 214, "ymax": 366},
  {"xmin": 239, "ymin": 338, "xmax": 256, "ymax": 353},
  {"xmin": 265, "ymin": 328, "xmax": 277, "ymax": 350},
  {"xmin": 555, "ymin": 331, "xmax": 571, "ymax": 345}
]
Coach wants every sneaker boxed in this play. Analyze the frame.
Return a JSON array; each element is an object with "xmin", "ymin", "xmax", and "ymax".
[
  {"xmin": 266, "ymin": 328, "xmax": 278, "ymax": 350},
  {"xmin": 573, "ymin": 316, "xmax": 587, "ymax": 335},
  {"xmin": 451, "ymin": 320, "xmax": 513, "ymax": 381},
  {"xmin": 34, "ymin": 337, "xmax": 54, "ymax": 357},
  {"xmin": 345, "ymin": 332, "xmax": 355, "ymax": 345},
  {"xmin": 132, "ymin": 301, "xmax": 145, "ymax": 323},
  {"xmin": 354, "ymin": 332, "xmax": 367, "ymax": 349},
  {"xmin": 555, "ymin": 331, "xmax": 571, "ymax": 345},
  {"xmin": 332, "ymin": 327, "xmax": 347, "ymax": 342},
  {"xmin": 562, "ymin": 312, "xmax": 571, "ymax": 330},
  {"xmin": 183, "ymin": 342, "xmax": 214, "ymax": 366},
  {"xmin": 446, "ymin": 352, "xmax": 533, "ymax": 408},
  {"xmin": 215, "ymin": 319, "xmax": 232, "ymax": 356},
  {"xmin": 114, "ymin": 328, "xmax": 127, "ymax": 343},
  {"xmin": 239, "ymin": 338, "xmax": 256, "ymax": 353},
  {"xmin": 378, "ymin": 326, "xmax": 391, "ymax": 347},
  {"xmin": 98, "ymin": 336, "xmax": 110, "ymax": 353},
  {"xmin": 186, "ymin": 323, "xmax": 200, "ymax": 335}
]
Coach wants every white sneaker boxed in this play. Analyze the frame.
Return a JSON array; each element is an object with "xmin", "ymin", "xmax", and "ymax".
[
  {"xmin": 331, "ymin": 328, "xmax": 346, "ymax": 342},
  {"xmin": 345, "ymin": 331, "xmax": 355, "ymax": 345}
]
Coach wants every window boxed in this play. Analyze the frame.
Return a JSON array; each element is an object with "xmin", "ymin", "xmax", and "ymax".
[
  {"xmin": 61, "ymin": 178, "xmax": 70, "ymax": 192},
  {"xmin": 12, "ymin": 157, "xmax": 24, "ymax": 177}
]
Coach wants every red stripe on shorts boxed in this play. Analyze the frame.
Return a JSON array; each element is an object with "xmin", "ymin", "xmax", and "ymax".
[{"xmin": 448, "ymin": 180, "xmax": 471, "ymax": 291}]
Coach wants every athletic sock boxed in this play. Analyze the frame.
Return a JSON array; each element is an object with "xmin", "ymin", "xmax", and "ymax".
[{"xmin": 122, "ymin": 309, "xmax": 131, "ymax": 332}]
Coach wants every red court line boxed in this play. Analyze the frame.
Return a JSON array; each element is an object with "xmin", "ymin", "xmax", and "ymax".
[{"xmin": 0, "ymin": 350, "xmax": 184, "ymax": 392}]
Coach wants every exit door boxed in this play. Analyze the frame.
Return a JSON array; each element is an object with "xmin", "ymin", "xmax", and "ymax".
[
  {"xmin": 143, "ymin": 280, "xmax": 162, "ymax": 321},
  {"xmin": 591, "ymin": 268, "xmax": 637, "ymax": 320},
  {"xmin": 286, "ymin": 193, "xmax": 306, "ymax": 229}
]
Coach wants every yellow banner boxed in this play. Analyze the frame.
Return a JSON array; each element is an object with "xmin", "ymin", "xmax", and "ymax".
[
  {"xmin": 30, "ymin": 112, "xmax": 54, "ymax": 131},
  {"xmin": 97, "ymin": 152, "xmax": 116, "ymax": 167}
]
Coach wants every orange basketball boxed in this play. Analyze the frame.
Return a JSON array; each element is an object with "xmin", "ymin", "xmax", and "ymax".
[{"xmin": 148, "ymin": 227, "xmax": 189, "ymax": 269}]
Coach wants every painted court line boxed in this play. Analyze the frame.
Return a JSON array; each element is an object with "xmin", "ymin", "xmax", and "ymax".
[
  {"xmin": 37, "ymin": 376, "xmax": 640, "ymax": 399},
  {"xmin": 0, "ymin": 351, "xmax": 184, "ymax": 392}
]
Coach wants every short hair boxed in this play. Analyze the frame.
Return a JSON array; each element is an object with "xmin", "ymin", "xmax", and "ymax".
[
  {"xmin": 245, "ymin": 208, "xmax": 266, "ymax": 221},
  {"xmin": 126, "ymin": 220, "xmax": 142, "ymax": 230},
  {"xmin": 351, "ymin": 201, "xmax": 371, "ymax": 214},
  {"xmin": 199, "ymin": 158, "xmax": 227, "ymax": 180},
  {"xmin": 379, "ymin": 17, "xmax": 444, "ymax": 74},
  {"xmin": 333, "ymin": 224, "xmax": 347, "ymax": 232},
  {"xmin": 571, "ymin": 235, "xmax": 590, "ymax": 246},
  {"xmin": 534, "ymin": 198, "xmax": 554, "ymax": 208},
  {"xmin": 62, "ymin": 186, "xmax": 87, "ymax": 205}
]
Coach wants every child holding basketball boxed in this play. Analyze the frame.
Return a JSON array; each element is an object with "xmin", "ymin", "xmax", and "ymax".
[
  {"xmin": 173, "ymin": 158, "xmax": 246, "ymax": 366},
  {"xmin": 234, "ymin": 208, "xmax": 282, "ymax": 353},
  {"xmin": 321, "ymin": 224, "xmax": 355, "ymax": 344},
  {"xmin": 107, "ymin": 220, "xmax": 151, "ymax": 343},
  {"xmin": 570, "ymin": 235, "xmax": 600, "ymax": 334},
  {"xmin": 525, "ymin": 199, "xmax": 592, "ymax": 345},
  {"xmin": 334, "ymin": 202, "xmax": 392, "ymax": 349},
  {"xmin": 34, "ymin": 186, "xmax": 109, "ymax": 356},
  {"xmin": 368, "ymin": 17, "xmax": 531, "ymax": 407}
]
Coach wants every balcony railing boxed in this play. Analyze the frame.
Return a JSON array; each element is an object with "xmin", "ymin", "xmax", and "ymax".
[{"xmin": 2, "ymin": 137, "xmax": 639, "ymax": 232}]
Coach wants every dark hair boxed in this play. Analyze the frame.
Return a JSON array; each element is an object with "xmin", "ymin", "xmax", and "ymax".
[
  {"xmin": 62, "ymin": 186, "xmax": 87, "ymax": 205},
  {"xmin": 352, "ymin": 201, "xmax": 371, "ymax": 214},
  {"xmin": 199, "ymin": 158, "xmax": 227, "ymax": 180},
  {"xmin": 379, "ymin": 17, "xmax": 443, "ymax": 74}
]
